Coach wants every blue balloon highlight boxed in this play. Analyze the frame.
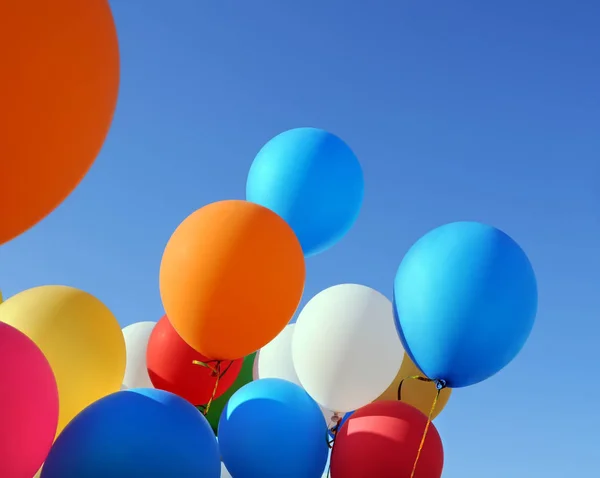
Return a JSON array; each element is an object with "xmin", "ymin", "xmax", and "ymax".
[
  {"xmin": 218, "ymin": 378, "xmax": 329, "ymax": 478},
  {"xmin": 393, "ymin": 222, "xmax": 538, "ymax": 388},
  {"xmin": 41, "ymin": 388, "xmax": 220, "ymax": 478},
  {"xmin": 246, "ymin": 127, "xmax": 364, "ymax": 257}
]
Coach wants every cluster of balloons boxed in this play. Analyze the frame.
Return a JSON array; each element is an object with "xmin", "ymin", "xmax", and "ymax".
[{"xmin": 1, "ymin": 1, "xmax": 539, "ymax": 477}]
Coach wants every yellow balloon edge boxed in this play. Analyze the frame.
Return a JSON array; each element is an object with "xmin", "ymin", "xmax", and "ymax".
[
  {"xmin": 0, "ymin": 285, "xmax": 126, "ymax": 436},
  {"xmin": 374, "ymin": 353, "xmax": 452, "ymax": 420}
]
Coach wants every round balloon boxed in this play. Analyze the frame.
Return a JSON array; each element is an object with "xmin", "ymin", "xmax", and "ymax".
[
  {"xmin": 0, "ymin": 285, "xmax": 126, "ymax": 433},
  {"xmin": 255, "ymin": 324, "xmax": 336, "ymax": 426},
  {"xmin": 246, "ymin": 127, "xmax": 364, "ymax": 256},
  {"xmin": 330, "ymin": 401, "xmax": 444, "ymax": 478},
  {"xmin": 160, "ymin": 199, "xmax": 305, "ymax": 360},
  {"xmin": 203, "ymin": 352, "xmax": 256, "ymax": 435},
  {"xmin": 41, "ymin": 389, "xmax": 220, "ymax": 477},
  {"xmin": 147, "ymin": 316, "xmax": 243, "ymax": 405},
  {"xmin": 122, "ymin": 321, "xmax": 156, "ymax": 389},
  {"xmin": 375, "ymin": 354, "xmax": 451, "ymax": 419},
  {"xmin": 1, "ymin": 0, "xmax": 119, "ymax": 244},
  {"xmin": 255, "ymin": 324, "xmax": 299, "ymax": 383},
  {"xmin": 394, "ymin": 222, "xmax": 538, "ymax": 388},
  {"xmin": 293, "ymin": 284, "xmax": 404, "ymax": 412},
  {"xmin": 219, "ymin": 378, "xmax": 329, "ymax": 478},
  {"xmin": 0, "ymin": 323, "xmax": 59, "ymax": 477}
]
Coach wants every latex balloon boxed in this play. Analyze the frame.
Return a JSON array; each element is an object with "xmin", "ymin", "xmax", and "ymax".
[
  {"xmin": 330, "ymin": 401, "xmax": 443, "ymax": 478},
  {"xmin": 246, "ymin": 127, "xmax": 364, "ymax": 256},
  {"xmin": 1, "ymin": 0, "xmax": 119, "ymax": 244},
  {"xmin": 122, "ymin": 321, "xmax": 156, "ymax": 389},
  {"xmin": 0, "ymin": 323, "xmax": 59, "ymax": 478},
  {"xmin": 394, "ymin": 222, "xmax": 538, "ymax": 388},
  {"xmin": 375, "ymin": 354, "xmax": 451, "ymax": 419},
  {"xmin": 255, "ymin": 325, "xmax": 298, "ymax": 383},
  {"xmin": 160, "ymin": 199, "xmax": 305, "ymax": 360},
  {"xmin": 203, "ymin": 353, "xmax": 256, "ymax": 435},
  {"xmin": 0, "ymin": 285, "xmax": 126, "ymax": 433},
  {"xmin": 293, "ymin": 284, "xmax": 404, "ymax": 412},
  {"xmin": 219, "ymin": 379, "xmax": 329, "ymax": 478},
  {"xmin": 147, "ymin": 316, "xmax": 243, "ymax": 405},
  {"xmin": 41, "ymin": 389, "xmax": 221, "ymax": 478},
  {"xmin": 255, "ymin": 324, "xmax": 337, "ymax": 427}
]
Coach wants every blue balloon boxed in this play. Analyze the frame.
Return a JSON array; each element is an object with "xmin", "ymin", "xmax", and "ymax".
[
  {"xmin": 218, "ymin": 378, "xmax": 328, "ymax": 478},
  {"xmin": 246, "ymin": 128, "xmax": 364, "ymax": 256},
  {"xmin": 393, "ymin": 222, "xmax": 537, "ymax": 388},
  {"xmin": 42, "ymin": 389, "xmax": 220, "ymax": 478},
  {"xmin": 327, "ymin": 411, "xmax": 354, "ymax": 439}
]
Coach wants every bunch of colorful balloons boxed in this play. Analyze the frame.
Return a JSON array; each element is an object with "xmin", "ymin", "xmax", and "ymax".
[{"xmin": 1, "ymin": 1, "xmax": 538, "ymax": 477}]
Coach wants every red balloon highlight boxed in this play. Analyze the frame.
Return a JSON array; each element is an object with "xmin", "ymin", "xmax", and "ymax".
[
  {"xmin": 330, "ymin": 401, "xmax": 444, "ymax": 478},
  {"xmin": 146, "ymin": 316, "xmax": 242, "ymax": 405}
]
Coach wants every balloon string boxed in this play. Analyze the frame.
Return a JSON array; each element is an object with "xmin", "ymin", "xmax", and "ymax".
[
  {"xmin": 325, "ymin": 413, "xmax": 342, "ymax": 478},
  {"xmin": 193, "ymin": 359, "xmax": 233, "ymax": 416},
  {"xmin": 402, "ymin": 377, "xmax": 445, "ymax": 478}
]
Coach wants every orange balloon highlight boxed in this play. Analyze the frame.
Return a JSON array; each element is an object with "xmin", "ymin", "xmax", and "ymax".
[
  {"xmin": 0, "ymin": 0, "xmax": 119, "ymax": 244},
  {"xmin": 160, "ymin": 200, "xmax": 306, "ymax": 361}
]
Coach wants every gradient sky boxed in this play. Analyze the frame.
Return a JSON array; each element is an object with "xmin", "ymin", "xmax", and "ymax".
[{"xmin": 2, "ymin": 1, "xmax": 599, "ymax": 476}]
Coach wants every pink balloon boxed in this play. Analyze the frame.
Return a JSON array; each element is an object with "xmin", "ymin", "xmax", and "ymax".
[{"xmin": 0, "ymin": 322, "xmax": 59, "ymax": 477}]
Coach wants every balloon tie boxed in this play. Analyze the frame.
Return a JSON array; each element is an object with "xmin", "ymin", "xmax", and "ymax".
[
  {"xmin": 407, "ymin": 377, "xmax": 446, "ymax": 478},
  {"xmin": 192, "ymin": 359, "xmax": 233, "ymax": 416}
]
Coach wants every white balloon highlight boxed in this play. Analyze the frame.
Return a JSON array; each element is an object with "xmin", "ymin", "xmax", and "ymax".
[
  {"xmin": 122, "ymin": 321, "xmax": 156, "ymax": 389},
  {"xmin": 292, "ymin": 284, "xmax": 404, "ymax": 412}
]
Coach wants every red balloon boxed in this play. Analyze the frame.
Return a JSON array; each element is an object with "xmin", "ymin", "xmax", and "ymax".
[
  {"xmin": 146, "ymin": 316, "xmax": 242, "ymax": 405},
  {"xmin": 330, "ymin": 401, "xmax": 444, "ymax": 478}
]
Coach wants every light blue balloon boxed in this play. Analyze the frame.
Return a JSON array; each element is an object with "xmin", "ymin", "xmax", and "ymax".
[
  {"xmin": 246, "ymin": 128, "xmax": 364, "ymax": 256},
  {"xmin": 393, "ymin": 222, "xmax": 537, "ymax": 388},
  {"xmin": 218, "ymin": 378, "xmax": 329, "ymax": 478},
  {"xmin": 42, "ymin": 389, "xmax": 220, "ymax": 478}
]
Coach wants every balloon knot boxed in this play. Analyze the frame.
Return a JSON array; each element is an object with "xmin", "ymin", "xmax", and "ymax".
[{"xmin": 434, "ymin": 379, "xmax": 447, "ymax": 390}]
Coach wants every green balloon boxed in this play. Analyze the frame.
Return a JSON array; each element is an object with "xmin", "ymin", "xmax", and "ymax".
[{"xmin": 200, "ymin": 352, "xmax": 256, "ymax": 435}]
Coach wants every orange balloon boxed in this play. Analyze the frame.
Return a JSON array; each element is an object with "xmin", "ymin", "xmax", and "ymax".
[
  {"xmin": 160, "ymin": 200, "xmax": 306, "ymax": 361},
  {"xmin": 0, "ymin": 1, "xmax": 119, "ymax": 244}
]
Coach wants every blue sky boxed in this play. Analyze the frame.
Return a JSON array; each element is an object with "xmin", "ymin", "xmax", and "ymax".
[{"xmin": 2, "ymin": 1, "xmax": 599, "ymax": 476}]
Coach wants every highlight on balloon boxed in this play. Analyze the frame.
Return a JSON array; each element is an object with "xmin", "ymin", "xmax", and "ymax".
[{"xmin": 1, "ymin": 2, "xmax": 539, "ymax": 477}]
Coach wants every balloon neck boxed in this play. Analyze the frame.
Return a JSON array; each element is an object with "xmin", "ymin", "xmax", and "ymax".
[{"xmin": 434, "ymin": 379, "xmax": 447, "ymax": 391}]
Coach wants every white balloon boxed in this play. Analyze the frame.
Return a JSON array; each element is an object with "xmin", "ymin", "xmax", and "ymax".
[
  {"xmin": 221, "ymin": 462, "xmax": 232, "ymax": 478},
  {"xmin": 256, "ymin": 324, "xmax": 337, "ymax": 428},
  {"xmin": 122, "ymin": 321, "xmax": 156, "ymax": 389},
  {"xmin": 292, "ymin": 284, "xmax": 404, "ymax": 413},
  {"xmin": 256, "ymin": 325, "xmax": 298, "ymax": 383}
]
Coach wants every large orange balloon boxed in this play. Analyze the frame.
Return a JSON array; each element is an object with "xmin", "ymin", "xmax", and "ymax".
[
  {"xmin": 160, "ymin": 200, "xmax": 305, "ymax": 361},
  {"xmin": 1, "ymin": 1, "xmax": 119, "ymax": 244}
]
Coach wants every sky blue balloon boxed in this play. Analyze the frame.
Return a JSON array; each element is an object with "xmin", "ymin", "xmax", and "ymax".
[
  {"xmin": 393, "ymin": 222, "xmax": 538, "ymax": 388},
  {"xmin": 218, "ymin": 378, "xmax": 329, "ymax": 478},
  {"xmin": 246, "ymin": 127, "xmax": 364, "ymax": 257},
  {"xmin": 41, "ymin": 388, "xmax": 220, "ymax": 478}
]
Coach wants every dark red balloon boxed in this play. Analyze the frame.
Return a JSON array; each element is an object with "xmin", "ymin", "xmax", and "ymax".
[
  {"xmin": 330, "ymin": 401, "xmax": 443, "ymax": 478},
  {"xmin": 146, "ymin": 316, "xmax": 242, "ymax": 405}
]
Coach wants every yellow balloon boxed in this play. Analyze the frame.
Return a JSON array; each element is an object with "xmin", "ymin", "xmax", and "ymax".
[
  {"xmin": 0, "ymin": 285, "xmax": 125, "ymax": 434},
  {"xmin": 375, "ymin": 353, "xmax": 452, "ymax": 419}
]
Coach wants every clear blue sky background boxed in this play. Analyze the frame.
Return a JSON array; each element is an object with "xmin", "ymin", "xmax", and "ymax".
[{"xmin": 2, "ymin": 1, "xmax": 599, "ymax": 476}]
